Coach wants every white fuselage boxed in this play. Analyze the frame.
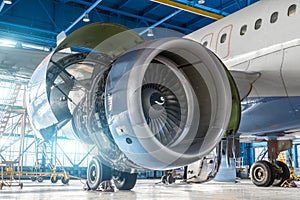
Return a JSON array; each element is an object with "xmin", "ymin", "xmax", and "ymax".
[{"xmin": 186, "ymin": 0, "xmax": 300, "ymax": 98}]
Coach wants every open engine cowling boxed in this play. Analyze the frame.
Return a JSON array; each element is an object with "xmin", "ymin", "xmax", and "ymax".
[
  {"xmin": 27, "ymin": 23, "xmax": 240, "ymax": 171},
  {"xmin": 105, "ymin": 37, "xmax": 235, "ymax": 169}
]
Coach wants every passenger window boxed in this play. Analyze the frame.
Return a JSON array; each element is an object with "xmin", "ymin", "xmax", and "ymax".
[
  {"xmin": 270, "ymin": 12, "xmax": 278, "ymax": 23},
  {"xmin": 240, "ymin": 25, "xmax": 247, "ymax": 35},
  {"xmin": 254, "ymin": 19, "xmax": 262, "ymax": 30},
  {"xmin": 220, "ymin": 34, "xmax": 227, "ymax": 43},
  {"xmin": 288, "ymin": 4, "xmax": 296, "ymax": 16},
  {"xmin": 203, "ymin": 41, "xmax": 208, "ymax": 47}
]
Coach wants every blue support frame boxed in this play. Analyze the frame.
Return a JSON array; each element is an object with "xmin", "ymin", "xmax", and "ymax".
[
  {"xmin": 0, "ymin": 1, "xmax": 5, "ymax": 13},
  {"xmin": 240, "ymin": 142, "xmax": 255, "ymax": 166},
  {"xmin": 38, "ymin": 0, "xmax": 59, "ymax": 31},
  {"xmin": 65, "ymin": 0, "xmax": 103, "ymax": 33},
  {"xmin": 293, "ymin": 144, "xmax": 299, "ymax": 168},
  {"xmin": 70, "ymin": 0, "xmax": 193, "ymax": 33},
  {"xmin": 139, "ymin": 9, "xmax": 182, "ymax": 35},
  {"xmin": 0, "ymin": 0, "xmax": 21, "ymax": 16},
  {"xmin": 174, "ymin": 0, "xmax": 230, "ymax": 16}
]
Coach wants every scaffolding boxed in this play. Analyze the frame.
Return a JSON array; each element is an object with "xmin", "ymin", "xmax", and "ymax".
[
  {"xmin": 0, "ymin": 80, "xmax": 92, "ymax": 189},
  {"xmin": 0, "ymin": 82, "xmax": 24, "ymax": 188},
  {"xmin": 0, "ymin": 83, "xmax": 22, "ymax": 152}
]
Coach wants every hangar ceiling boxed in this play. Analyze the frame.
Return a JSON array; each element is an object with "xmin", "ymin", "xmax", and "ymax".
[{"xmin": 0, "ymin": 0, "xmax": 259, "ymax": 49}]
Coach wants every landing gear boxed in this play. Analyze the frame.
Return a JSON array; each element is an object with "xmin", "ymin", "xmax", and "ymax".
[
  {"xmin": 250, "ymin": 160, "xmax": 290, "ymax": 187},
  {"xmin": 86, "ymin": 156, "xmax": 111, "ymax": 190},
  {"xmin": 272, "ymin": 161, "xmax": 290, "ymax": 186},
  {"xmin": 250, "ymin": 160, "xmax": 274, "ymax": 187},
  {"xmin": 251, "ymin": 140, "xmax": 292, "ymax": 187},
  {"xmin": 113, "ymin": 171, "xmax": 137, "ymax": 190},
  {"xmin": 86, "ymin": 156, "xmax": 137, "ymax": 191}
]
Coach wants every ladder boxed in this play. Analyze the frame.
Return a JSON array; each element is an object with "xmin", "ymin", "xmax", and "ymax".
[{"xmin": 0, "ymin": 83, "xmax": 22, "ymax": 152}]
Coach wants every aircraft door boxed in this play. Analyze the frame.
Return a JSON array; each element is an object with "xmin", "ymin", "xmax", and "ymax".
[{"xmin": 216, "ymin": 25, "xmax": 233, "ymax": 59}]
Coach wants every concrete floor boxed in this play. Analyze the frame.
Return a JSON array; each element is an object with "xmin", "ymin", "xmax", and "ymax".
[{"xmin": 0, "ymin": 179, "xmax": 300, "ymax": 200}]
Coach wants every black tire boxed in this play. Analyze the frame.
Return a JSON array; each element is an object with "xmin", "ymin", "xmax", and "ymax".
[
  {"xmin": 161, "ymin": 175, "xmax": 167, "ymax": 184},
  {"xmin": 61, "ymin": 176, "xmax": 69, "ymax": 184},
  {"xmin": 167, "ymin": 174, "xmax": 175, "ymax": 184},
  {"xmin": 87, "ymin": 156, "xmax": 112, "ymax": 190},
  {"xmin": 113, "ymin": 171, "xmax": 137, "ymax": 190},
  {"xmin": 37, "ymin": 176, "xmax": 43, "ymax": 183},
  {"xmin": 250, "ymin": 160, "xmax": 274, "ymax": 187},
  {"xmin": 272, "ymin": 161, "xmax": 290, "ymax": 186},
  {"xmin": 30, "ymin": 176, "xmax": 37, "ymax": 182},
  {"xmin": 50, "ymin": 175, "xmax": 58, "ymax": 184}
]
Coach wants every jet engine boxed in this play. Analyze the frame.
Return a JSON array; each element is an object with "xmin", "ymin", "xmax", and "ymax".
[{"xmin": 26, "ymin": 23, "xmax": 240, "ymax": 190}]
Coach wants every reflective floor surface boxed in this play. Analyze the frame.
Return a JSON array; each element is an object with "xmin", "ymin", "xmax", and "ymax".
[{"xmin": 0, "ymin": 179, "xmax": 300, "ymax": 200}]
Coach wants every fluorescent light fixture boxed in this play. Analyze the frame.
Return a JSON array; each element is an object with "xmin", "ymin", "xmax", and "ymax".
[
  {"xmin": 0, "ymin": 38, "xmax": 16, "ymax": 47},
  {"xmin": 4, "ymin": 0, "xmax": 12, "ymax": 4},
  {"xmin": 198, "ymin": 0, "xmax": 205, "ymax": 4},
  {"xmin": 83, "ymin": 13, "xmax": 90, "ymax": 22},
  {"xmin": 147, "ymin": 29, "xmax": 154, "ymax": 37}
]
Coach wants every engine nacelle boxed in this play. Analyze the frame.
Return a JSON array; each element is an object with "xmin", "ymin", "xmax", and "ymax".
[
  {"xmin": 27, "ymin": 23, "xmax": 240, "ymax": 171},
  {"xmin": 106, "ymin": 37, "xmax": 235, "ymax": 169}
]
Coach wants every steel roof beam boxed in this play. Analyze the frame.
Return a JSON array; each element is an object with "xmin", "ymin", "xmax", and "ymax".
[
  {"xmin": 64, "ymin": 0, "xmax": 103, "ymax": 33},
  {"xmin": 69, "ymin": 0, "xmax": 192, "ymax": 33},
  {"xmin": 0, "ymin": 0, "xmax": 21, "ymax": 16},
  {"xmin": 38, "ymin": 0, "xmax": 59, "ymax": 31},
  {"xmin": 0, "ymin": 21, "xmax": 57, "ymax": 35},
  {"xmin": 141, "ymin": 4, "xmax": 160, "ymax": 16},
  {"xmin": 151, "ymin": 0, "xmax": 224, "ymax": 20},
  {"xmin": 0, "ymin": 1, "xmax": 5, "ymax": 13},
  {"xmin": 118, "ymin": 0, "xmax": 131, "ymax": 10},
  {"xmin": 174, "ymin": 0, "xmax": 229, "ymax": 16},
  {"xmin": 139, "ymin": 9, "xmax": 182, "ymax": 35},
  {"xmin": 188, "ymin": 0, "xmax": 258, "ymax": 28},
  {"xmin": 0, "ymin": 29, "xmax": 56, "ymax": 47}
]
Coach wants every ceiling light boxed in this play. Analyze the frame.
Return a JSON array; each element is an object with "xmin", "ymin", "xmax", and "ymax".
[
  {"xmin": 198, "ymin": 0, "xmax": 205, "ymax": 4},
  {"xmin": 3, "ymin": 0, "xmax": 12, "ymax": 4},
  {"xmin": 147, "ymin": 29, "xmax": 154, "ymax": 37},
  {"xmin": 83, "ymin": 13, "xmax": 90, "ymax": 22}
]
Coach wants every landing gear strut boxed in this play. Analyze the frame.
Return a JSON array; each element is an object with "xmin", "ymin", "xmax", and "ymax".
[
  {"xmin": 250, "ymin": 140, "xmax": 292, "ymax": 187},
  {"xmin": 86, "ymin": 156, "xmax": 137, "ymax": 190}
]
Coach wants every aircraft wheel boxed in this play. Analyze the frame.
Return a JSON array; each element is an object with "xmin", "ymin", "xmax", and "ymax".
[
  {"xmin": 161, "ymin": 175, "xmax": 167, "ymax": 184},
  {"xmin": 250, "ymin": 160, "xmax": 274, "ymax": 187},
  {"xmin": 113, "ymin": 171, "xmax": 137, "ymax": 190},
  {"xmin": 167, "ymin": 174, "xmax": 175, "ymax": 184},
  {"xmin": 61, "ymin": 176, "xmax": 69, "ymax": 184},
  {"xmin": 50, "ymin": 175, "xmax": 58, "ymax": 184},
  {"xmin": 30, "ymin": 176, "xmax": 37, "ymax": 182},
  {"xmin": 37, "ymin": 176, "xmax": 44, "ymax": 183},
  {"xmin": 87, "ymin": 156, "xmax": 111, "ymax": 190},
  {"xmin": 272, "ymin": 161, "xmax": 290, "ymax": 186}
]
